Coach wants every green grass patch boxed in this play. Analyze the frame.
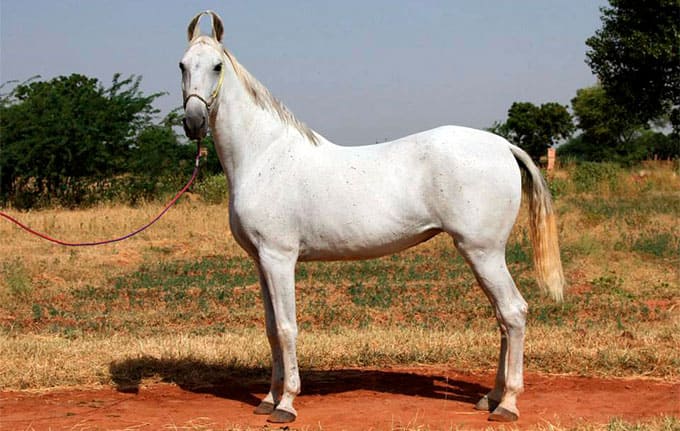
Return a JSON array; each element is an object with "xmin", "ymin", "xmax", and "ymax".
[
  {"xmin": 631, "ymin": 232, "xmax": 679, "ymax": 258},
  {"xmin": 0, "ymin": 259, "xmax": 33, "ymax": 298}
]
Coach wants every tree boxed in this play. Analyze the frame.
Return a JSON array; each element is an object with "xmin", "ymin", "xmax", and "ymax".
[
  {"xmin": 492, "ymin": 102, "xmax": 574, "ymax": 161},
  {"xmin": 564, "ymin": 85, "xmax": 679, "ymax": 163},
  {"xmin": 0, "ymin": 74, "xmax": 164, "ymax": 205},
  {"xmin": 128, "ymin": 109, "xmax": 194, "ymax": 177},
  {"xmin": 570, "ymin": 85, "xmax": 642, "ymax": 162},
  {"xmin": 586, "ymin": 0, "xmax": 680, "ymax": 132}
]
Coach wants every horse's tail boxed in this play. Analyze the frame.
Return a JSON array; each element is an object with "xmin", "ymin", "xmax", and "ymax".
[{"xmin": 508, "ymin": 144, "xmax": 565, "ymax": 302}]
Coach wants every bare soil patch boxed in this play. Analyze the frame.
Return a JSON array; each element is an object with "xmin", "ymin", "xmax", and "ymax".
[{"xmin": 2, "ymin": 367, "xmax": 677, "ymax": 430}]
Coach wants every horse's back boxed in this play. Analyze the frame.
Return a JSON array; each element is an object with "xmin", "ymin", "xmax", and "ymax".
[{"xmin": 388, "ymin": 125, "xmax": 515, "ymax": 163}]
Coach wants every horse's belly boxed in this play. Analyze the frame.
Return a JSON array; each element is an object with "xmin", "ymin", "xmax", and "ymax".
[{"xmin": 297, "ymin": 219, "xmax": 441, "ymax": 261}]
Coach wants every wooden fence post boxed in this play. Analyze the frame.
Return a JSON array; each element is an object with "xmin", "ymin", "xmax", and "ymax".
[{"xmin": 547, "ymin": 147, "xmax": 556, "ymax": 172}]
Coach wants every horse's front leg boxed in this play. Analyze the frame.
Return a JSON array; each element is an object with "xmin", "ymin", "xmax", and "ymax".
[
  {"xmin": 253, "ymin": 269, "xmax": 284, "ymax": 415},
  {"xmin": 257, "ymin": 248, "xmax": 300, "ymax": 423}
]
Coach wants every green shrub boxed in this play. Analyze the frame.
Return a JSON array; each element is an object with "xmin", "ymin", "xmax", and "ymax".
[
  {"xmin": 193, "ymin": 174, "xmax": 229, "ymax": 204},
  {"xmin": 2, "ymin": 173, "xmax": 193, "ymax": 209},
  {"xmin": 572, "ymin": 162, "xmax": 622, "ymax": 193},
  {"xmin": 548, "ymin": 176, "xmax": 569, "ymax": 200}
]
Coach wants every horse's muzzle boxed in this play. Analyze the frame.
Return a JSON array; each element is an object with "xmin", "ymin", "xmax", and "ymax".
[
  {"xmin": 183, "ymin": 99, "xmax": 208, "ymax": 140},
  {"xmin": 183, "ymin": 116, "xmax": 207, "ymax": 140}
]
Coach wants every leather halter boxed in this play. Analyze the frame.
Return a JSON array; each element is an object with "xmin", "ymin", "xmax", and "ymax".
[{"xmin": 182, "ymin": 59, "xmax": 225, "ymax": 111}]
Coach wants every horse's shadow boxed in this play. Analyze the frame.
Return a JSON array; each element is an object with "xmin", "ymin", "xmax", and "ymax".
[{"xmin": 109, "ymin": 356, "xmax": 488, "ymax": 408}]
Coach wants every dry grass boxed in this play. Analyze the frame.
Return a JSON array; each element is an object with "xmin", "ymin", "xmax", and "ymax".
[
  {"xmin": 1, "ymin": 320, "xmax": 679, "ymax": 390},
  {"xmin": 1, "ymin": 161, "xmax": 679, "ymax": 392},
  {"xmin": 0, "ymin": 200, "xmax": 240, "ymax": 286}
]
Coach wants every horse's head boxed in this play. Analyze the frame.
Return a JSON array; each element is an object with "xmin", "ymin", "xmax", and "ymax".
[{"xmin": 180, "ymin": 10, "xmax": 226, "ymax": 140}]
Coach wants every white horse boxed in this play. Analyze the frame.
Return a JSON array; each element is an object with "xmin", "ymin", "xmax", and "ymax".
[{"xmin": 180, "ymin": 11, "xmax": 564, "ymax": 424}]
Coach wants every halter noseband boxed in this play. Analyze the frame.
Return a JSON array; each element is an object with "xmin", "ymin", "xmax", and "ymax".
[{"xmin": 183, "ymin": 59, "xmax": 226, "ymax": 111}]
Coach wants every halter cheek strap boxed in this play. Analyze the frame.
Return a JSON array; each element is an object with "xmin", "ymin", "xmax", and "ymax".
[{"xmin": 183, "ymin": 61, "xmax": 225, "ymax": 110}]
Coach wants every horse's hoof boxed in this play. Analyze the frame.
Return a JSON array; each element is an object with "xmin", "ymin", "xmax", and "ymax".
[
  {"xmin": 474, "ymin": 395, "xmax": 499, "ymax": 412},
  {"xmin": 254, "ymin": 400, "xmax": 275, "ymax": 415},
  {"xmin": 488, "ymin": 406, "xmax": 519, "ymax": 422},
  {"xmin": 268, "ymin": 409, "xmax": 297, "ymax": 423}
]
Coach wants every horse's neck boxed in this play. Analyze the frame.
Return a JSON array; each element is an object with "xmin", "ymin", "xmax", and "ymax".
[{"xmin": 210, "ymin": 87, "xmax": 303, "ymax": 189}]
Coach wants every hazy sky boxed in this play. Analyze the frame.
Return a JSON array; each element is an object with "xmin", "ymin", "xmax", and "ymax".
[{"xmin": 1, "ymin": 1, "xmax": 606, "ymax": 145}]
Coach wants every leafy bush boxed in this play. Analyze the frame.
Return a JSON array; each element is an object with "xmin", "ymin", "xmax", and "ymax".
[
  {"xmin": 0, "ymin": 75, "xmax": 195, "ymax": 209},
  {"xmin": 193, "ymin": 174, "xmax": 229, "ymax": 204},
  {"xmin": 572, "ymin": 162, "xmax": 622, "ymax": 192},
  {"xmin": 548, "ymin": 176, "xmax": 569, "ymax": 200},
  {"xmin": 637, "ymin": 131, "xmax": 680, "ymax": 160},
  {"xmin": 558, "ymin": 130, "xmax": 679, "ymax": 165},
  {"xmin": 0, "ymin": 74, "xmax": 164, "ymax": 203}
]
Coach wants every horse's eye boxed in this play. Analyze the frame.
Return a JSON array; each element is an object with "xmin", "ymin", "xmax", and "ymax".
[
  {"xmin": 213, "ymin": 63, "xmax": 222, "ymax": 72},
  {"xmin": 179, "ymin": 62, "xmax": 185, "ymax": 72}
]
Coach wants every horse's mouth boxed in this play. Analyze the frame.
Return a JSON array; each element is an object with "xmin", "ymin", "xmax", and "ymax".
[{"xmin": 183, "ymin": 116, "xmax": 207, "ymax": 140}]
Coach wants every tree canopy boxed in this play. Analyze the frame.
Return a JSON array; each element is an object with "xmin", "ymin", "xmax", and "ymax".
[
  {"xmin": 586, "ymin": 0, "xmax": 680, "ymax": 132},
  {"xmin": 0, "ymin": 74, "xmax": 199, "ymax": 208},
  {"xmin": 566, "ymin": 85, "xmax": 644, "ymax": 162},
  {"xmin": 490, "ymin": 102, "xmax": 574, "ymax": 161},
  {"xmin": 1, "ymin": 74, "xmax": 162, "ymax": 196},
  {"xmin": 494, "ymin": 0, "xmax": 679, "ymax": 163}
]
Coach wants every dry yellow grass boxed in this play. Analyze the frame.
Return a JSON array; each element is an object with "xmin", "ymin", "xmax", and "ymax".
[
  {"xmin": 1, "ymin": 318, "xmax": 678, "ymax": 389},
  {"xmin": 1, "ymin": 162, "xmax": 679, "ymax": 392},
  {"xmin": 0, "ymin": 200, "xmax": 240, "ymax": 289}
]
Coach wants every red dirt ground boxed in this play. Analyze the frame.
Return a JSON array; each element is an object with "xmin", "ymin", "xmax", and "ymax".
[{"xmin": 1, "ymin": 367, "xmax": 678, "ymax": 431}]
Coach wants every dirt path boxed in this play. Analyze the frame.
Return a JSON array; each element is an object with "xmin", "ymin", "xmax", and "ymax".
[{"xmin": 2, "ymin": 367, "xmax": 678, "ymax": 430}]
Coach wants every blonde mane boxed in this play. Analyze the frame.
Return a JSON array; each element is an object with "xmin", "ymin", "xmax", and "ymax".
[{"xmin": 221, "ymin": 47, "xmax": 319, "ymax": 145}]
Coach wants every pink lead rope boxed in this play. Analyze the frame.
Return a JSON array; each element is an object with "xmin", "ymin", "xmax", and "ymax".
[{"xmin": 0, "ymin": 142, "xmax": 203, "ymax": 247}]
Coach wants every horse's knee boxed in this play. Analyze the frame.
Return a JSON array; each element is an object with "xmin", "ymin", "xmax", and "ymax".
[{"xmin": 276, "ymin": 322, "xmax": 298, "ymax": 343}]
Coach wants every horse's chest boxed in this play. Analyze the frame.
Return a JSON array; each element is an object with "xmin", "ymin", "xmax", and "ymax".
[{"xmin": 229, "ymin": 195, "xmax": 295, "ymax": 246}]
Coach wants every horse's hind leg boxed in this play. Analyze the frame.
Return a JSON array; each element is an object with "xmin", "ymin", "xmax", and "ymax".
[
  {"xmin": 456, "ymin": 240, "xmax": 528, "ymax": 422},
  {"xmin": 474, "ymin": 332, "xmax": 506, "ymax": 412}
]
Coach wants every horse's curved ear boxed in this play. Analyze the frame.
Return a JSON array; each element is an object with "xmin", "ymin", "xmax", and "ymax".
[
  {"xmin": 187, "ymin": 11, "xmax": 205, "ymax": 42},
  {"xmin": 187, "ymin": 10, "xmax": 224, "ymax": 43},
  {"xmin": 208, "ymin": 10, "xmax": 224, "ymax": 42}
]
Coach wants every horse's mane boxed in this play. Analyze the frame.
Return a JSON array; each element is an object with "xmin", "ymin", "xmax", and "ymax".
[{"xmin": 221, "ymin": 47, "xmax": 319, "ymax": 145}]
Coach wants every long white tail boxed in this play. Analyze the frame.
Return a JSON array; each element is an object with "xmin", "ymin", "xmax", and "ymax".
[{"xmin": 509, "ymin": 144, "xmax": 565, "ymax": 302}]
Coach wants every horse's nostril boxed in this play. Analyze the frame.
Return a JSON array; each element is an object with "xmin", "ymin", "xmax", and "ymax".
[
  {"xmin": 182, "ymin": 113, "xmax": 207, "ymax": 140},
  {"xmin": 182, "ymin": 117, "xmax": 192, "ymax": 137}
]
